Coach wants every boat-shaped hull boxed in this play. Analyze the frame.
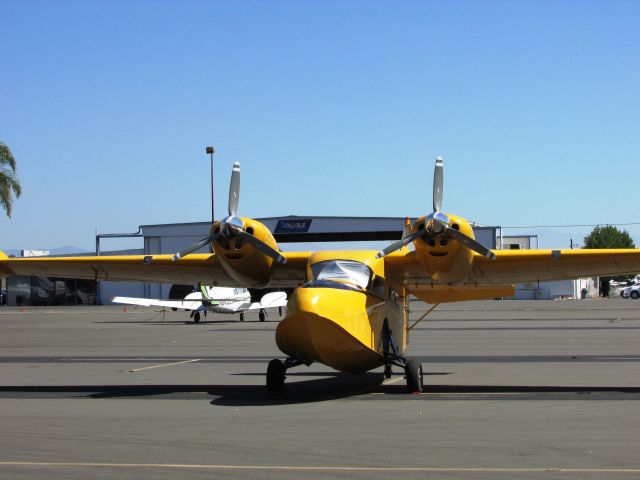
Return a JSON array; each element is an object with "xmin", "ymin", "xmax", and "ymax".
[{"xmin": 276, "ymin": 287, "xmax": 387, "ymax": 374}]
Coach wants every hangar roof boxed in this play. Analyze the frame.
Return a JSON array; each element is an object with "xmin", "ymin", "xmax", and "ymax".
[{"xmin": 137, "ymin": 215, "xmax": 498, "ymax": 246}]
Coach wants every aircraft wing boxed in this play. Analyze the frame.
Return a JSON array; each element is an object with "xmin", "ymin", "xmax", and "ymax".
[
  {"xmin": 214, "ymin": 301, "xmax": 253, "ymax": 313},
  {"xmin": 258, "ymin": 291, "xmax": 288, "ymax": 308},
  {"xmin": 386, "ymin": 248, "xmax": 640, "ymax": 286},
  {"xmin": 215, "ymin": 292, "xmax": 288, "ymax": 313},
  {"xmin": 111, "ymin": 296, "xmax": 204, "ymax": 311},
  {"xmin": 0, "ymin": 251, "xmax": 310, "ymax": 287},
  {"xmin": 469, "ymin": 249, "xmax": 640, "ymax": 284}
]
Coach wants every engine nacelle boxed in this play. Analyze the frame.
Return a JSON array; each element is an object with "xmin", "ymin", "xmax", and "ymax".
[
  {"xmin": 211, "ymin": 218, "xmax": 280, "ymax": 287},
  {"xmin": 411, "ymin": 213, "xmax": 475, "ymax": 284}
]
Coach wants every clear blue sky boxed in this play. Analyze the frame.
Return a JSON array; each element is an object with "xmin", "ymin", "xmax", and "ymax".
[{"xmin": 1, "ymin": 0, "xmax": 639, "ymax": 252}]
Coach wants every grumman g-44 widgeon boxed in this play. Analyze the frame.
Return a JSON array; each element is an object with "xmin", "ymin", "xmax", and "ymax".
[{"xmin": 2, "ymin": 158, "xmax": 640, "ymax": 393}]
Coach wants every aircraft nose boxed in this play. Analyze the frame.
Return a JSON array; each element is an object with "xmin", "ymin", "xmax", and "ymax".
[
  {"xmin": 276, "ymin": 285, "xmax": 382, "ymax": 374},
  {"xmin": 287, "ymin": 287, "xmax": 322, "ymax": 316}
]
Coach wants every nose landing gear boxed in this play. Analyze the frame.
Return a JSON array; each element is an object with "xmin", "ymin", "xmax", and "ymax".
[{"xmin": 266, "ymin": 356, "xmax": 311, "ymax": 392}]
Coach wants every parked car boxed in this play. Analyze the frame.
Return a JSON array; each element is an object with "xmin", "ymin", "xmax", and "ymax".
[
  {"xmin": 0, "ymin": 289, "xmax": 6, "ymax": 305},
  {"xmin": 621, "ymin": 284, "xmax": 640, "ymax": 299}
]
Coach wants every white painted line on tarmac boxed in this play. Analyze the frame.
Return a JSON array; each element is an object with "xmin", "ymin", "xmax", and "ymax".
[
  {"xmin": 382, "ymin": 377, "xmax": 404, "ymax": 386},
  {"xmin": 128, "ymin": 359, "xmax": 202, "ymax": 372},
  {"xmin": 597, "ymin": 357, "xmax": 639, "ymax": 360},
  {"xmin": 1, "ymin": 461, "xmax": 640, "ymax": 474}
]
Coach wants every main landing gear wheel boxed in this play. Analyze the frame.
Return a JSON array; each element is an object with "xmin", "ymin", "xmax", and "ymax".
[
  {"xmin": 259, "ymin": 309, "xmax": 266, "ymax": 322},
  {"xmin": 405, "ymin": 358, "xmax": 423, "ymax": 393},
  {"xmin": 193, "ymin": 311, "xmax": 201, "ymax": 323},
  {"xmin": 381, "ymin": 318, "xmax": 422, "ymax": 393},
  {"xmin": 266, "ymin": 359, "xmax": 286, "ymax": 392}
]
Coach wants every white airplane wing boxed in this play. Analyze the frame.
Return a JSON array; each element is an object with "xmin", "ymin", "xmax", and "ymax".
[
  {"xmin": 112, "ymin": 296, "xmax": 203, "ymax": 311},
  {"xmin": 214, "ymin": 301, "xmax": 253, "ymax": 313},
  {"xmin": 258, "ymin": 291, "xmax": 288, "ymax": 308},
  {"xmin": 214, "ymin": 292, "xmax": 288, "ymax": 313}
]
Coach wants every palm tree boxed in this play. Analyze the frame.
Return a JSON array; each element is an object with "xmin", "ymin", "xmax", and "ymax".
[{"xmin": 0, "ymin": 142, "xmax": 22, "ymax": 218}]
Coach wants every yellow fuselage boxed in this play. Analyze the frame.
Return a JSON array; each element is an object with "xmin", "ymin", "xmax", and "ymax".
[{"xmin": 275, "ymin": 251, "xmax": 407, "ymax": 373}]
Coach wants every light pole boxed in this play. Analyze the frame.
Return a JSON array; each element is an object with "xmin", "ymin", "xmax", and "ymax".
[{"xmin": 206, "ymin": 146, "xmax": 215, "ymax": 222}]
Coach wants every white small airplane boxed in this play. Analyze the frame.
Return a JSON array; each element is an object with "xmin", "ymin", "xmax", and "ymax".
[{"xmin": 112, "ymin": 284, "xmax": 287, "ymax": 323}]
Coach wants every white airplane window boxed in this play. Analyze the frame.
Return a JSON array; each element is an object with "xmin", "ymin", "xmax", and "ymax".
[{"xmin": 311, "ymin": 260, "xmax": 371, "ymax": 290}]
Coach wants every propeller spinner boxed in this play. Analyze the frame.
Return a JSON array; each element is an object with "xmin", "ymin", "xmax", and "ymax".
[
  {"xmin": 376, "ymin": 157, "xmax": 496, "ymax": 260},
  {"xmin": 172, "ymin": 162, "xmax": 287, "ymax": 264}
]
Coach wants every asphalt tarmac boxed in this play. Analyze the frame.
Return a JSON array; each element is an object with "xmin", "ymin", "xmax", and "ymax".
[{"xmin": 1, "ymin": 299, "xmax": 639, "ymax": 479}]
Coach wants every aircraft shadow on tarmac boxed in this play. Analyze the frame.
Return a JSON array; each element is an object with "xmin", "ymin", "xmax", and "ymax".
[{"xmin": 1, "ymin": 374, "xmax": 640, "ymax": 405}]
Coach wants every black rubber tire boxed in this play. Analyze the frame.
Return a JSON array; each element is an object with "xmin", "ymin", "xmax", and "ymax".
[
  {"xmin": 193, "ymin": 312, "xmax": 201, "ymax": 323},
  {"xmin": 267, "ymin": 359, "xmax": 286, "ymax": 392},
  {"xmin": 405, "ymin": 358, "xmax": 423, "ymax": 393},
  {"xmin": 240, "ymin": 312, "xmax": 245, "ymax": 322},
  {"xmin": 631, "ymin": 291, "xmax": 640, "ymax": 300},
  {"xmin": 259, "ymin": 310, "xmax": 266, "ymax": 322}
]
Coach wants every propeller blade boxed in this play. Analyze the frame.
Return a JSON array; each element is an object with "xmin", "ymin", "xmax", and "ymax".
[
  {"xmin": 376, "ymin": 230, "xmax": 424, "ymax": 258},
  {"xmin": 445, "ymin": 227, "xmax": 496, "ymax": 260},
  {"xmin": 237, "ymin": 230, "xmax": 287, "ymax": 264},
  {"xmin": 433, "ymin": 156, "xmax": 443, "ymax": 212},
  {"xmin": 228, "ymin": 162, "xmax": 240, "ymax": 216},
  {"xmin": 172, "ymin": 235, "xmax": 213, "ymax": 261}
]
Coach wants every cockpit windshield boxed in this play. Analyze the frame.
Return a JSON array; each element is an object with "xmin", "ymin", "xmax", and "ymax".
[{"xmin": 310, "ymin": 260, "xmax": 372, "ymax": 290}]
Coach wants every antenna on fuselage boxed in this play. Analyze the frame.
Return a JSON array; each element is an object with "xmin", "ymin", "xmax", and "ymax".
[{"xmin": 402, "ymin": 217, "xmax": 412, "ymax": 240}]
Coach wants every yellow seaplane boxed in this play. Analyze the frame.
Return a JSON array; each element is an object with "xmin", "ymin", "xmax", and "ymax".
[{"xmin": 2, "ymin": 159, "xmax": 640, "ymax": 393}]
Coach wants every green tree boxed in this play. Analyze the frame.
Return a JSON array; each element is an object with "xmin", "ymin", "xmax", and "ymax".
[
  {"xmin": 583, "ymin": 225, "xmax": 636, "ymax": 297},
  {"xmin": 0, "ymin": 142, "xmax": 22, "ymax": 218}
]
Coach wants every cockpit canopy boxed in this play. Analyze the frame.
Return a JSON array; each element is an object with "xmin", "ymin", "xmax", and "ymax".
[{"xmin": 310, "ymin": 260, "xmax": 372, "ymax": 290}]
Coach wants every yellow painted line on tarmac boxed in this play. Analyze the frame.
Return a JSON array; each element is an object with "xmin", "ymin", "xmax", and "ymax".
[
  {"xmin": 1, "ymin": 461, "xmax": 640, "ymax": 474},
  {"xmin": 128, "ymin": 359, "xmax": 201, "ymax": 372}
]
